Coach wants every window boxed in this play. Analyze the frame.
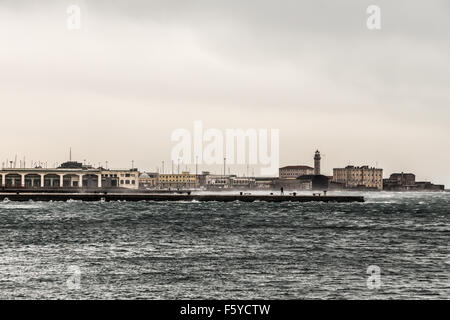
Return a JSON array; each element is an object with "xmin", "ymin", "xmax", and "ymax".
[{"xmin": 125, "ymin": 180, "xmax": 130, "ymax": 184}]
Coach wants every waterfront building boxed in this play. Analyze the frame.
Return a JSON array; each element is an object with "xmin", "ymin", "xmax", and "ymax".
[
  {"xmin": 297, "ymin": 174, "xmax": 329, "ymax": 191},
  {"xmin": 201, "ymin": 174, "xmax": 256, "ymax": 190},
  {"xmin": 383, "ymin": 173, "xmax": 416, "ymax": 191},
  {"xmin": 205, "ymin": 174, "xmax": 231, "ymax": 189},
  {"xmin": 279, "ymin": 165, "xmax": 314, "ymax": 179},
  {"xmin": 276, "ymin": 150, "xmax": 325, "ymax": 190},
  {"xmin": 158, "ymin": 172, "xmax": 199, "ymax": 189},
  {"xmin": 254, "ymin": 177, "xmax": 277, "ymax": 189},
  {"xmin": 414, "ymin": 181, "xmax": 445, "ymax": 191},
  {"xmin": 279, "ymin": 150, "xmax": 322, "ymax": 179},
  {"xmin": 229, "ymin": 176, "xmax": 256, "ymax": 189},
  {"xmin": 139, "ymin": 172, "xmax": 159, "ymax": 189},
  {"xmin": 0, "ymin": 161, "xmax": 139, "ymax": 189},
  {"xmin": 273, "ymin": 178, "xmax": 312, "ymax": 191},
  {"xmin": 333, "ymin": 166, "xmax": 383, "ymax": 190},
  {"xmin": 197, "ymin": 171, "xmax": 211, "ymax": 188},
  {"xmin": 383, "ymin": 173, "xmax": 444, "ymax": 191},
  {"xmin": 192, "ymin": 171, "xmax": 260, "ymax": 190}
]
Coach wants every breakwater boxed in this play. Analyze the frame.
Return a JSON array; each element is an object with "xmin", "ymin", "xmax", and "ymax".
[{"xmin": 0, "ymin": 192, "xmax": 364, "ymax": 202}]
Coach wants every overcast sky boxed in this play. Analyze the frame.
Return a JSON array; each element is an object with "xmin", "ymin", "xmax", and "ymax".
[{"xmin": 0, "ymin": 0, "xmax": 449, "ymax": 184}]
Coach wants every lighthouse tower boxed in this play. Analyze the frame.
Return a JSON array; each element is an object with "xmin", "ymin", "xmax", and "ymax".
[{"xmin": 314, "ymin": 150, "xmax": 321, "ymax": 175}]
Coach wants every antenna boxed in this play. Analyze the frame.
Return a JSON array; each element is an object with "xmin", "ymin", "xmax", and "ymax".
[
  {"xmin": 223, "ymin": 157, "xmax": 226, "ymax": 177},
  {"xmin": 195, "ymin": 156, "xmax": 198, "ymax": 176}
]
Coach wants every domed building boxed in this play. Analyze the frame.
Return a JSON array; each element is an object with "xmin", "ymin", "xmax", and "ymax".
[
  {"xmin": 139, "ymin": 172, "xmax": 158, "ymax": 189},
  {"xmin": 139, "ymin": 173, "xmax": 150, "ymax": 179}
]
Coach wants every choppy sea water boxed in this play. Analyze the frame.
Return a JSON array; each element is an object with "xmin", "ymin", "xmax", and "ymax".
[{"xmin": 0, "ymin": 191, "xmax": 448, "ymax": 299}]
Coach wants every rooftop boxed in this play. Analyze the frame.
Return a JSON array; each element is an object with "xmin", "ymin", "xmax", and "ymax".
[{"xmin": 280, "ymin": 165, "xmax": 313, "ymax": 170}]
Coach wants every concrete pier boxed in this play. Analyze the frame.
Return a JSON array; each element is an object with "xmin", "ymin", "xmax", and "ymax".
[{"xmin": 0, "ymin": 193, "xmax": 364, "ymax": 203}]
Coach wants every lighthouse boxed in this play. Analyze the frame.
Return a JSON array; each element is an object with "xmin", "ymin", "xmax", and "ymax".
[{"xmin": 314, "ymin": 150, "xmax": 321, "ymax": 175}]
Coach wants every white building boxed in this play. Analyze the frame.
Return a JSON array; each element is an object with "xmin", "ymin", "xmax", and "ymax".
[{"xmin": 0, "ymin": 161, "xmax": 139, "ymax": 189}]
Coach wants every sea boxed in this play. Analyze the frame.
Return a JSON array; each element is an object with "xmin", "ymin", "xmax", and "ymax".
[{"xmin": 0, "ymin": 191, "xmax": 448, "ymax": 299}]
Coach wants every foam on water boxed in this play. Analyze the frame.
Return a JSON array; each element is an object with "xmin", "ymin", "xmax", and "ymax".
[{"xmin": 0, "ymin": 192, "xmax": 448, "ymax": 299}]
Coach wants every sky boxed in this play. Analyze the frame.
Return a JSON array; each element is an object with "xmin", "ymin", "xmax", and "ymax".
[{"xmin": 0, "ymin": 0, "xmax": 449, "ymax": 185}]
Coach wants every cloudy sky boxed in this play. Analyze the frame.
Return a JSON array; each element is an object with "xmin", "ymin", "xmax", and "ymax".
[{"xmin": 0, "ymin": 0, "xmax": 449, "ymax": 184}]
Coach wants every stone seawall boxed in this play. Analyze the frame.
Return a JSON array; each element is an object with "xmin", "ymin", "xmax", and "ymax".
[{"xmin": 0, "ymin": 193, "xmax": 364, "ymax": 203}]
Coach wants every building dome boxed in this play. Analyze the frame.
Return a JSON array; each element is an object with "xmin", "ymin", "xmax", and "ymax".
[{"xmin": 139, "ymin": 173, "xmax": 150, "ymax": 179}]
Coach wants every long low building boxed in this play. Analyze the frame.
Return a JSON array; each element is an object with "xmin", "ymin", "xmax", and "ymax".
[
  {"xmin": 157, "ymin": 172, "xmax": 199, "ymax": 189},
  {"xmin": 383, "ymin": 172, "xmax": 445, "ymax": 191},
  {"xmin": 0, "ymin": 161, "xmax": 139, "ymax": 189}
]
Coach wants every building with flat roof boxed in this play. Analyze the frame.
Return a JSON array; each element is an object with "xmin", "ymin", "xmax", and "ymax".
[
  {"xmin": 104, "ymin": 169, "xmax": 139, "ymax": 189},
  {"xmin": 139, "ymin": 172, "xmax": 159, "ymax": 189},
  {"xmin": 279, "ymin": 150, "xmax": 322, "ymax": 179},
  {"xmin": 0, "ymin": 161, "xmax": 139, "ymax": 189},
  {"xmin": 314, "ymin": 150, "xmax": 321, "ymax": 175},
  {"xmin": 158, "ymin": 172, "xmax": 199, "ymax": 189},
  {"xmin": 333, "ymin": 165, "xmax": 383, "ymax": 190},
  {"xmin": 383, "ymin": 173, "xmax": 416, "ymax": 191},
  {"xmin": 279, "ymin": 165, "xmax": 314, "ymax": 179}
]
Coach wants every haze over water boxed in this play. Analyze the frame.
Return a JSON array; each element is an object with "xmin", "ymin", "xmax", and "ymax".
[{"xmin": 0, "ymin": 192, "xmax": 448, "ymax": 299}]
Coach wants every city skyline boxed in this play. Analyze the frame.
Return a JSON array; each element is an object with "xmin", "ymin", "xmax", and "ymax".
[{"xmin": 0, "ymin": 148, "xmax": 445, "ymax": 188}]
